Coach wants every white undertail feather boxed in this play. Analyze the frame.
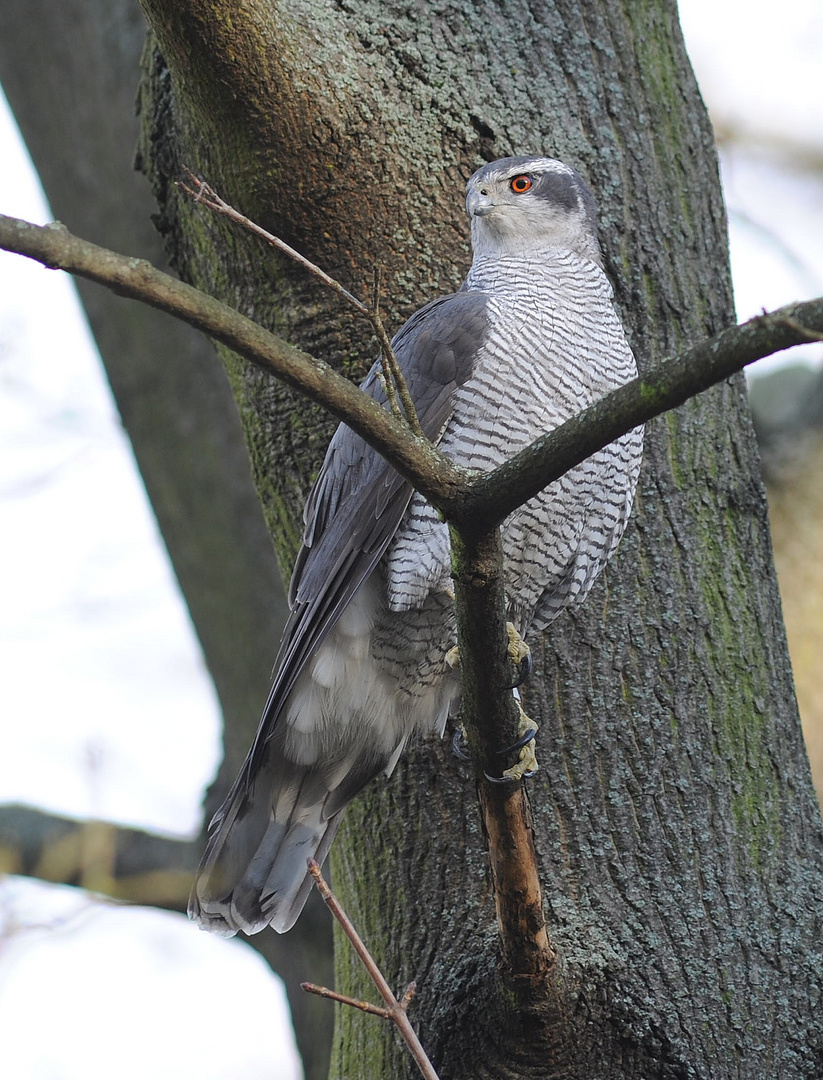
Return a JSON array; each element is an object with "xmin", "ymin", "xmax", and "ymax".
[
  {"xmin": 189, "ymin": 156, "xmax": 643, "ymax": 935},
  {"xmin": 191, "ymin": 577, "xmax": 460, "ymax": 934}
]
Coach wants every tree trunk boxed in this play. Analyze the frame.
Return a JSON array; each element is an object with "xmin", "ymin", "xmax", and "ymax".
[
  {"xmin": 0, "ymin": 4, "xmax": 334, "ymax": 1077},
  {"xmin": 0, "ymin": 0, "xmax": 291, "ymax": 781},
  {"xmin": 53, "ymin": 0, "xmax": 823, "ymax": 1075}
]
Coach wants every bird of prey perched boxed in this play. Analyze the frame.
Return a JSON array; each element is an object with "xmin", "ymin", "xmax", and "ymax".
[{"xmin": 190, "ymin": 155, "xmax": 643, "ymax": 936}]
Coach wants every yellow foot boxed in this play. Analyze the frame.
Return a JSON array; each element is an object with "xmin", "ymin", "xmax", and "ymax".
[
  {"xmin": 506, "ymin": 622, "xmax": 530, "ymax": 667},
  {"xmin": 501, "ymin": 705, "xmax": 539, "ymax": 781},
  {"xmin": 446, "ymin": 624, "xmax": 529, "ymax": 673}
]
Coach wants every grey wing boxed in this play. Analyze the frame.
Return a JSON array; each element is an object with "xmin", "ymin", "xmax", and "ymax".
[
  {"xmin": 190, "ymin": 292, "xmax": 488, "ymax": 933},
  {"xmin": 209, "ymin": 289, "xmax": 489, "ymax": 813}
]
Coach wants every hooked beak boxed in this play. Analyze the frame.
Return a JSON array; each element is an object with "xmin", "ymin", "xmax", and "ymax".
[{"xmin": 466, "ymin": 189, "xmax": 495, "ymax": 218}]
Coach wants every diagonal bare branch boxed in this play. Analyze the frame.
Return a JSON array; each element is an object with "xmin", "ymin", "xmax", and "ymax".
[
  {"xmin": 0, "ymin": 213, "xmax": 459, "ymax": 508},
  {"xmin": 304, "ymin": 859, "xmax": 441, "ymax": 1080},
  {"xmin": 178, "ymin": 170, "xmax": 423, "ymax": 435}
]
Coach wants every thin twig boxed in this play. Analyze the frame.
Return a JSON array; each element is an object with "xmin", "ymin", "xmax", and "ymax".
[
  {"xmin": 178, "ymin": 169, "xmax": 424, "ymax": 435},
  {"xmin": 179, "ymin": 168, "xmax": 364, "ymax": 310},
  {"xmin": 305, "ymin": 858, "xmax": 440, "ymax": 1080},
  {"xmin": 300, "ymin": 983, "xmax": 392, "ymax": 1017},
  {"xmin": 371, "ymin": 267, "xmax": 422, "ymax": 431},
  {"xmin": 370, "ymin": 267, "xmax": 401, "ymax": 420}
]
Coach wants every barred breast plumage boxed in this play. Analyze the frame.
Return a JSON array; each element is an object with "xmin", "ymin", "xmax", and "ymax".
[{"xmin": 189, "ymin": 155, "xmax": 643, "ymax": 936}]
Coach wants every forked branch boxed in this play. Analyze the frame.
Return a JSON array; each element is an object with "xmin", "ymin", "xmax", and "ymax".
[
  {"xmin": 302, "ymin": 859, "xmax": 441, "ymax": 1080},
  {"xmin": 1, "ymin": 210, "xmax": 822, "ymax": 1000},
  {"xmin": 1, "ymin": 213, "xmax": 821, "ymax": 527}
]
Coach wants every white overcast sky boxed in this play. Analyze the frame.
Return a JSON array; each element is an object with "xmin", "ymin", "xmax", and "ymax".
[{"xmin": 0, "ymin": 2, "xmax": 822, "ymax": 1079}]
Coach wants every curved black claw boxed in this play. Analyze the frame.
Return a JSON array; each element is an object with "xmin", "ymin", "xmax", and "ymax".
[
  {"xmin": 503, "ymin": 650, "xmax": 533, "ymax": 690},
  {"xmin": 483, "ymin": 726, "xmax": 538, "ymax": 783},
  {"xmin": 483, "ymin": 765, "xmax": 538, "ymax": 783},
  {"xmin": 451, "ymin": 727, "xmax": 472, "ymax": 762},
  {"xmin": 454, "ymin": 724, "xmax": 538, "ymax": 780},
  {"xmin": 498, "ymin": 726, "xmax": 538, "ymax": 756},
  {"xmin": 450, "ymin": 722, "xmax": 537, "ymax": 783}
]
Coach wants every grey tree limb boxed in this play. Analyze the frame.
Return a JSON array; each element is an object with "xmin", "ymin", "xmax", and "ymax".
[
  {"xmin": 1, "ymin": 213, "xmax": 819, "ymax": 527},
  {"xmin": 0, "ymin": 803, "xmax": 197, "ymax": 910},
  {"xmin": 2, "ymin": 208, "xmax": 822, "ymax": 1004}
]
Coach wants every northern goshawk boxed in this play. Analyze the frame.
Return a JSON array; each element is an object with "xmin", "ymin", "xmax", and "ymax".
[{"xmin": 190, "ymin": 156, "xmax": 643, "ymax": 935}]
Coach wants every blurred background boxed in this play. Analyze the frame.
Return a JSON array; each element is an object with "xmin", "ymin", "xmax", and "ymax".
[{"xmin": 0, "ymin": 2, "xmax": 821, "ymax": 1078}]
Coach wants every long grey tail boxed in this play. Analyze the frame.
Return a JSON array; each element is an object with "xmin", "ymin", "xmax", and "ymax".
[{"xmin": 188, "ymin": 757, "xmax": 346, "ymax": 936}]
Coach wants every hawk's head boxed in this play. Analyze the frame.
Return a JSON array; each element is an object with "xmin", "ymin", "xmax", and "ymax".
[{"xmin": 466, "ymin": 156, "xmax": 602, "ymax": 265}]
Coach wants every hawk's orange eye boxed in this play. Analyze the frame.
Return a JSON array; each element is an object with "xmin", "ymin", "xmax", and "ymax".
[{"xmin": 510, "ymin": 175, "xmax": 532, "ymax": 194}]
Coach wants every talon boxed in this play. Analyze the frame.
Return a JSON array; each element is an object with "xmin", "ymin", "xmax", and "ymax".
[
  {"xmin": 504, "ymin": 623, "xmax": 532, "ymax": 689},
  {"xmin": 499, "ymin": 725, "xmax": 538, "ymax": 754},
  {"xmin": 502, "ymin": 706, "xmax": 539, "ymax": 780},
  {"xmin": 445, "ymin": 645, "xmax": 460, "ymax": 670},
  {"xmin": 484, "ymin": 706, "xmax": 539, "ymax": 783},
  {"xmin": 505, "ymin": 651, "xmax": 533, "ymax": 689},
  {"xmin": 451, "ymin": 725, "xmax": 471, "ymax": 762}
]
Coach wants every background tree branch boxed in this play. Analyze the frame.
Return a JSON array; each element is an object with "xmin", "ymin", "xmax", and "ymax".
[
  {"xmin": 0, "ymin": 804, "xmax": 196, "ymax": 910},
  {"xmin": 0, "ymin": 5, "xmax": 329, "ymax": 1070},
  {"xmin": 0, "ymin": 0, "xmax": 291, "ymax": 822}
]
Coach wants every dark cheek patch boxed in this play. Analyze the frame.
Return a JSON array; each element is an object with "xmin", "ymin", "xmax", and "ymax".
[{"xmin": 533, "ymin": 171, "xmax": 579, "ymax": 212}]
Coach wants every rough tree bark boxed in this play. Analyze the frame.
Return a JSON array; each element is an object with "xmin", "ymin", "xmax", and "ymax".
[
  {"xmin": 124, "ymin": 1, "xmax": 823, "ymax": 1077},
  {"xmin": 5, "ymin": 0, "xmax": 823, "ymax": 1077}
]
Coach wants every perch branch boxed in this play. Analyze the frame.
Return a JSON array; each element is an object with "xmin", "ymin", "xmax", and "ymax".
[
  {"xmin": 478, "ymin": 781, "xmax": 554, "ymax": 988},
  {"xmin": 449, "ymin": 527, "xmax": 555, "ymax": 987},
  {"xmin": 303, "ymin": 859, "xmax": 440, "ymax": 1080},
  {"xmin": 178, "ymin": 170, "xmax": 423, "ymax": 435},
  {"xmin": 2, "ymin": 213, "xmax": 821, "ymax": 527},
  {"xmin": 0, "ymin": 213, "xmax": 457, "ymax": 508}
]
